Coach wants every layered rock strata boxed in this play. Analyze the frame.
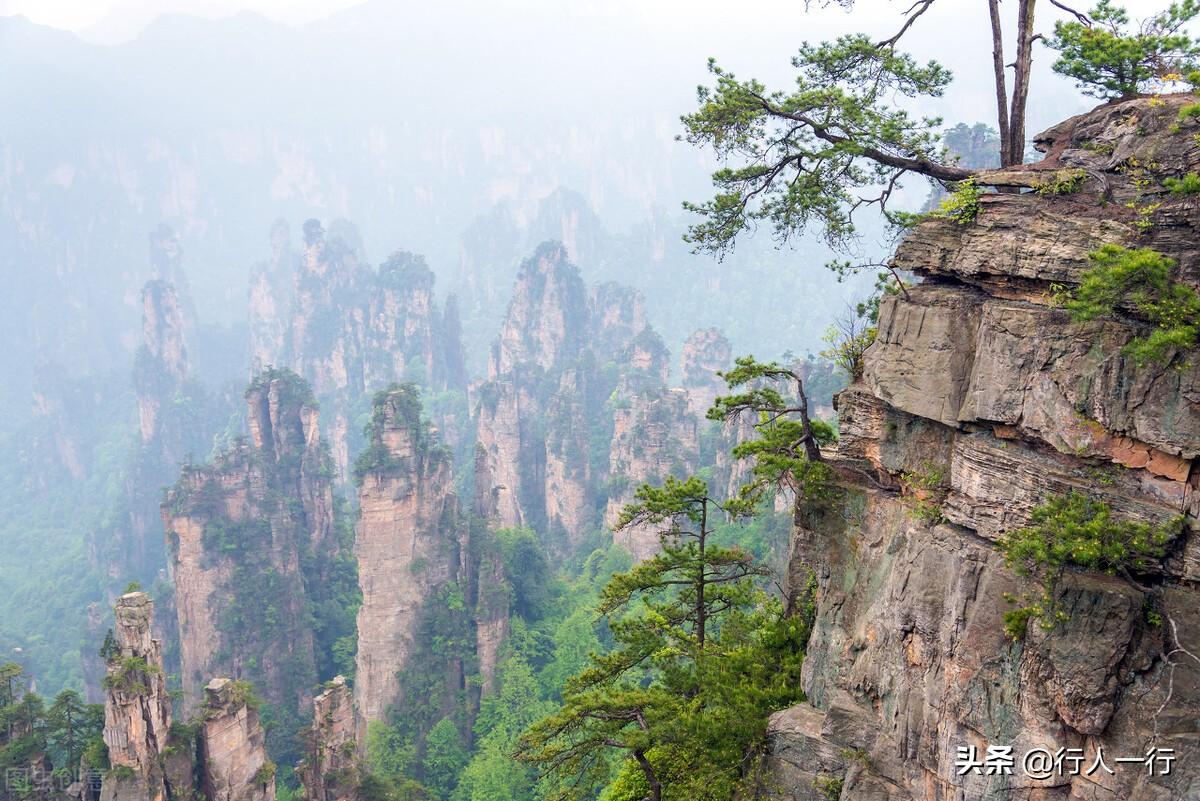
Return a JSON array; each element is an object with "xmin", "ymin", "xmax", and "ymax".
[
  {"xmin": 99, "ymin": 593, "xmax": 178, "ymax": 801},
  {"xmin": 766, "ymin": 96, "xmax": 1200, "ymax": 801}
]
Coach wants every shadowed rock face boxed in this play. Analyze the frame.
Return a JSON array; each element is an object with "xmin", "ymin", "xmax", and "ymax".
[
  {"xmin": 163, "ymin": 370, "xmax": 334, "ymax": 721},
  {"xmin": 767, "ymin": 96, "xmax": 1200, "ymax": 800}
]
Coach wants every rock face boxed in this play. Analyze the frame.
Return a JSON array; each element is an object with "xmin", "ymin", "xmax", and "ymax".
[
  {"xmin": 766, "ymin": 96, "xmax": 1200, "ymax": 801},
  {"xmin": 299, "ymin": 677, "xmax": 358, "ymax": 801},
  {"xmin": 163, "ymin": 370, "xmax": 336, "ymax": 722},
  {"xmin": 253, "ymin": 220, "xmax": 468, "ymax": 479},
  {"xmin": 198, "ymin": 679, "xmax": 275, "ymax": 801},
  {"xmin": 605, "ymin": 388, "xmax": 698, "ymax": 560},
  {"xmin": 474, "ymin": 242, "xmax": 674, "ymax": 550},
  {"xmin": 99, "ymin": 593, "xmax": 178, "ymax": 801},
  {"xmin": 352, "ymin": 386, "xmax": 467, "ymax": 741},
  {"xmin": 679, "ymin": 327, "xmax": 731, "ymax": 420},
  {"xmin": 96, "ymin": 593, "xmax": 274, "ymax": 801}
]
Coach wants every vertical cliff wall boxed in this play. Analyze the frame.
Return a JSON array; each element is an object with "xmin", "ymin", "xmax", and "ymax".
[
  {"xmin": 352, "ymin": 385, "xmax": 467, "ymax": 741},
  {"xmin": 253, "ymin": 220, "xmax": 467, "ymax": 480},
  {"xmin": 299, "ymin": 677, "xmax": 358, "ymax": 801},
  {"xmin": 474, "ymin": 242, "xmax": 694, "ymax": 551},
  {"xmin": 766, "ymin": 96, "xmax": 1200, "ymax": 801},
  {"xmin": 99, "ymin": 593, "xmax": 179, "ymax": 801},
  {"xmin": 97, "ymin": 593, "xmax": 274, "ymax": 801},
  {"xmin": 163, "ymin": 370, "xmax": 336, "ymax": 733}
]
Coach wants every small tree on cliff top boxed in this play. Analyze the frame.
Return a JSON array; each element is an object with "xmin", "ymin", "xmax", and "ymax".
[
  {"xmin": 1049, "ymin": 0, "xmax": 1200, "ymax": 99},
  {"xmin": 682, "ymin": 0, "xmax": 1198, "ymax": 264}
]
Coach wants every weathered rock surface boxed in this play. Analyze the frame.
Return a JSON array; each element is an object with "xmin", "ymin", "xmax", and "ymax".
[
  {"xmin": 163, "ymin": 370, "xmax": 335, "ymax": 718},
  {"xmin": 680, "ymin": 327, "xmax": 732, "ymax": 420},
  {"xmin": 473, "ymin": 242, "xmax": 657, "ymax": 548},
  {"xmin": 352, "ymin": 386, "xmax": 467, "ymax": 742},
  {"xmin": 99, "ymin": 593, "xmax": 178, "ymax": 801},
  {"xmin": 605, "ymin": 387, "xmax": 698, "ymax": 560},
  {"xmin": 198, "ymin": 679, "xmax": 275, "ymax": 801},
  {"xmin": 767, "ymin": 97, "xmax": 1200, "ymax": 801},
  {"xmin": 299, "ymin": 677, "xmax": 358, "ymax": 801},
  {"xmin": 251, "ymin": 219, "xmax": 468, "ymax": 479}
]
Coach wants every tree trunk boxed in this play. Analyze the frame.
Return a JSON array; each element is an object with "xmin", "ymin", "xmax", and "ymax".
[
  {"xmin": 988, "ymin": 0, "xmax": 1012, "ymax": 164},
  {"xmin": 634, "ymin": 749, "xmax": 663, "ymax": 801},
  {"xmin": 794, "ymin": 375, "xmax": 823, "ymax": 462},
  {"xmin": 1007, "ymin": 0, "xmax": 1037, "ymax": 166}
]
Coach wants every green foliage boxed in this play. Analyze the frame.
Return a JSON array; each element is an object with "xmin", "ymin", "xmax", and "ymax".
[
  {"xmin": 1065, "ymin": 244, "xmax": 1200, "ymax": 365},
  {"xmin": 681, "ymin": 36, "xmax": 954, "ymax": 255},
  {"xmin": 815, "ymin": 776, "xmax": 844, "ymax": 801},
  {"xmin": 707, "ymin": 357, "xmax": 836, "ymax": 515},
  {"xmin": 898, "ymin": 462, "xmax": 947, "ymax": 525},
  {"xmin": 1047, "ymin": 0, "xmax": 1200, "ymax": 99},
  {"xmin": 102, "ymin": 656, "xmax": 159, "ymax": 694},
  {"xmin": 0, "ymin": 664, "xmax": 105, "ymax": 790},
  {"xmin": 422, "ymin": 718, "xmax": 468, "ymax": 801},
  {"xmin": 1034, "ymin": 168, "xmax": 1086, "ymax": 196},
  {"xmin": 819, "ymin": 312, "xmax": 876, "ymax": 383},
  {"xmin": 517, "ymin": 472, "xmax": 810, "ymax": 801},
  {"xmin": 1164, "ymin": 172, "xmax": 1200, "ymax": 193},
  {"xmin": 228, "ymin": 680, "xmax": 262, "ymax": 710},
  {"xmin": 255, "ymin": 760, "xmax": 278, "ymax": 786},
  {"xmin": 999, "ymin": 492, "xmax": 1182, "ymax": 638},
  {"xmin": 354, "ymin": 384, "xmax": 437, "ymax": 483},
  {"xmin": 930, "ymin": 178, "xmax": 982, "ymax": 224}
]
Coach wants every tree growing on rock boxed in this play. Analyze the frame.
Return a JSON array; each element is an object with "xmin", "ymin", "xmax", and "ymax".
[{"xmin": 1047, "ymin": 0, "xmax": 1200, "ymax": 99}]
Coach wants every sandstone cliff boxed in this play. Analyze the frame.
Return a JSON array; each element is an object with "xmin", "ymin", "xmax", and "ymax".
[
  {"xmin": 765, "ymin": 96, "xmax": 1200, "ymax": 801},
  {"xmin": 264, "ymin": 220, "xmax": 468, "ymax": 479},
  {"xmin": 163, "ymin": 370, "xmax": 337, "ymax": 733},
  {"xmin": 299, "ymin": 677, "xmax": 358, "ymax": 801},
  {"xmin": 352, "ymin": 385, "xmax": 467, "ymax": 742},
  {"xmin": 96, "ymin": 594, "xmax": 275, "ymax": 801},
  {"xmin": 99, "ymin": 593, "xmax": 179, "ymax": 801},
  {"xmin": 473, "ymin": 242, "xmax": 663, "ymax": 549},
  {"xmin": 680, "ymin": 327, "xmax": 732, "ymax": 421},
  {"xmin": 198, "ymin": 679, "xmax": 276, "ymax": 801}
]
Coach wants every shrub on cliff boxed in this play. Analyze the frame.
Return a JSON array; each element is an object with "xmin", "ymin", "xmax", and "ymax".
[
  {"xmin": 998, "ymin": 492, "xmax": 1182, "ymax": 638},
  {"xmin": 1066, "ymin": 244, "xmax": 1200, "ymax": 366}
]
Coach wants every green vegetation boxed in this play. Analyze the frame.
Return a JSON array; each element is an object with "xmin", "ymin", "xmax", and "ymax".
[
  {"xmin": 0, "ymin": 663, "xmax": 106, "ymax": 791},
  {"xmin": 821, "ymin": 310, "xmax": 876, "ymax": 383},
  {"xmin": 1065, "ymin": 244, "xmax": 1200, "ymax": 365},
  {"xmin": 1034, "ymin": 168, "xmax": 1086, "ymax": 196},
  {"xmin": 707, "ymin": 357, "xmax": 837, "ymax": 515},
  {"xmin": 515, "ymin": 478, "xmax": 810, "ymax": 801},
  {"xmin": 1164, "ymin": 172, "xmax": 1200, "ymax": 194},
  {"xmin": 102, "ymin": 656, "xmax": 160, "ymax": 694},
  {"xmin": 931, "ymin": 179, "xmax": 983, "ymax": 224},
  {"xmin": 681, "ymin": 37, "xmax": 959, "ymax": 255},
  {"xmin": 999, "ymin": 492, "xmax": 1182, "ymax": 638},
  {"xmin": 1047, "ymin": 0, "xmax": 1200, "ymax": 99},
  {"xmin": 898, "ymin": 462, "xmax": 947, "ymax": 525}
]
